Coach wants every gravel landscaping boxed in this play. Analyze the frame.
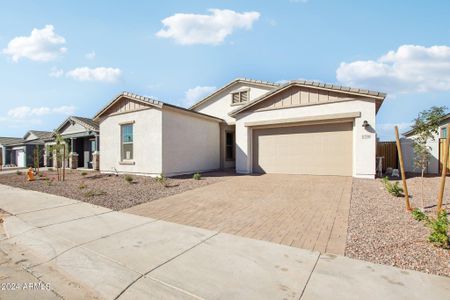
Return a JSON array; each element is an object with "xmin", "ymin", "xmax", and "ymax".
[
  {"xmin": 346, "ymin": 175, "xmax": 450, "ymax": 277},
  {"xmin": 0, "ymin": 169, "xmax": 232, "ymax": 210}
]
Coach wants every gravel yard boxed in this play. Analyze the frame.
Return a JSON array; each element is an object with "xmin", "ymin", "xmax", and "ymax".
[
  {"xmin": 0, "ymin": 170, "xmax": 232, "ymax": 210},
  {"xmin": 346, "ymin": 176, "xmax": 450, "ymax": 277}
]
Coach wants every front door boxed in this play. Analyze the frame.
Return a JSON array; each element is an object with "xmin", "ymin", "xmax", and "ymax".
[{"xmin": 16, "ymin": 150, "xmax": 25, "ymax": 167}]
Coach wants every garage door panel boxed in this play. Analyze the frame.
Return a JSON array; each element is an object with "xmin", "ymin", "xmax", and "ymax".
[{"xmin": 253, "ymin": 123, "xmax": 352, "ymax": 176}]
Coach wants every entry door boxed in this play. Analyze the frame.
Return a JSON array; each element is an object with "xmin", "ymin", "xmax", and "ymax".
[{"xmin": 16, "ymin": 150, "xmax": 25, "ymax": 167}]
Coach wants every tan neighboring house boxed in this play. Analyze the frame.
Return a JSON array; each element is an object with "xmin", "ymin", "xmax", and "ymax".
[{"xmin": 94, "ymin": 78, "xmax": 386, "ymax": 178}]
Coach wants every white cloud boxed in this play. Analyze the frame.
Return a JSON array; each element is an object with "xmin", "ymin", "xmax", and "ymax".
[
  {"xmin": 49, "ymin": 67, "xmax": 64, "ymax": 77},
  {"xmin": 85, "ymin": 51, "xmax": 96, "ymax": 60},
  {"xmin": 3, "ymin": 25, "xmax": 67, "ymax": 62},
  {"xmin": 66, "ymin": 67, "xmax": 121, "ymax": 82},
  {"xmin": 156, "ymin": 9, "xmax": 260, "ymax": 45},
  {"xmin": 336, "ymin": 45, "xmax": 450, "ymax": 93},
  {"xmin": 184, "ymin": 86, "xmax": 216, "ymax": 106},
  {"xmin": 7, "ymin": 105, "xmax": 76, "ymax": 119}
]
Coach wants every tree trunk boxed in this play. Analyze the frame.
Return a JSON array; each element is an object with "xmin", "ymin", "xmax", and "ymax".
[{"xmin": 421, "ymin": 168, "xmax": 425, "ymax": 210}]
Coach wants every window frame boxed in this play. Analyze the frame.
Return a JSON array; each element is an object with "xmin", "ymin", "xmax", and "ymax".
[
  {"xmin": 231, "ymin": 89, "xmax": 249, "ymax": 105},
  {"xmin": 441, "ymin": 126, "xmax": 448, "ymax": 139},
  {"xmin": 225, "ymin": 131, "xmax": 235, "ymax": 161},
  {"xmin": 120, "ymin": 122, "xmax": 134, "ymax": 162}
]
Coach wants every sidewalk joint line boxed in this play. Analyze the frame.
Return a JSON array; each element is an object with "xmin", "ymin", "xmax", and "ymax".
[
  {"xmin": 299, "ymin": 252, "xmax": 320, "ymax": 300},
  {"xmin": 113, "ymin": 231, "xmax": 219, "ymax": 300}
]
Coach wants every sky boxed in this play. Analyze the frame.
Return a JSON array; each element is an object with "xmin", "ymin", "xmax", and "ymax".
[{"xmin": 0, "ymin": 0, "xmax": 449, "ymax": 140}]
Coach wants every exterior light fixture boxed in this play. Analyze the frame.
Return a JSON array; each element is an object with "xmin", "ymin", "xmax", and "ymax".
[{"xmin": 362, "ymin": 120, "xmax": 369, "ymax": 128}]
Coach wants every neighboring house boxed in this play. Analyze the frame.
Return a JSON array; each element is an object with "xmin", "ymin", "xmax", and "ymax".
[
  {"xmin": 45, "ymin": 116, "xmax": 100, "ymax": 169},
  {"xmin": 95, "ymin": 78, "xmax": 386, "ymax": 178},
  {"xmin": 401, "ymin": 113, "xmax": 450, "ymax": 174},
  {"xmin": 0, "ymin": 130, "xmax": 52, "ymax": 168},
  {"xmin": 0, "ymin": 137, "xmax": 23, "ymax": 168}
]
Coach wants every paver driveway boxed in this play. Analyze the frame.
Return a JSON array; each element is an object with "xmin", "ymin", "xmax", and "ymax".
[{"xmin": 124, "ymin": 174, "xmax": 352, "ymax": 255}]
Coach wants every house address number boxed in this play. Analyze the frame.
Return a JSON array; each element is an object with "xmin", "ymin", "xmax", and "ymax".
[{"xmin": 362, "ymin": 134, "xmax": 371, "ymax": 139}]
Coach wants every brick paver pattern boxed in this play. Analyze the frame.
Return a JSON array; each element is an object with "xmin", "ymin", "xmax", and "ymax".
[{"xmin": 124, "ymin": 174, "xmax": 352, "ymax": 255}]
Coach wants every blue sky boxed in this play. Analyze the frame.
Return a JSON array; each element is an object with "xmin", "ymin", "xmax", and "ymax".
[{"xmin": 1, "ymin": 0, "xmax": 449, "ymax": 140}]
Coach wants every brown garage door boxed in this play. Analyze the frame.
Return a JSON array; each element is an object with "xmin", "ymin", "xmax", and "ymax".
[{"xmin": 252, "ymin": 122, "xmax": 353, "ymax": 176}]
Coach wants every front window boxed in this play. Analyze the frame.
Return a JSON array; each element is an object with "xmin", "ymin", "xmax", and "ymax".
[
  {"xmin": 231, "ymin": 90, "xmax": 248, "ymax": 104},
  {"xmin": 121, "ymin": 124, "xmax": 133, "ymax": 160},
  {"xmin": 442, "ymin": 126, "xmax": 448, "ymax": 139},
  {"xmin": 225, "ymin": 132, "xmax": 235, "ymax": 161}
]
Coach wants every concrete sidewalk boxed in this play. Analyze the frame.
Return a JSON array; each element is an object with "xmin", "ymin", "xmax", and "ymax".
[{"xmin": 0, "ymin": 184, "xmax": 449, "ymax": 300}]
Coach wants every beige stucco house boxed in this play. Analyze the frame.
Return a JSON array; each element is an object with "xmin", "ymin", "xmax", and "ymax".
[{"xmin": 94, "ymin": 78, "xmax": 386, "ymax": 178}]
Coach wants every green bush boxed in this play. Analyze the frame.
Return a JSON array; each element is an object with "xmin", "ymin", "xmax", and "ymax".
[
  {"xmin": 382, "ymin": 177, "xmax": 403, "ymax": 197},
  {"xmin": 426, "ymin": 211, "xmax": 449, "ymax": 248},
  {"xmin": 79, "ymin": 183, "xmax": 87, "ymax": 189},
  {"xmin": 155, "ymin": 173, "xmax": 168, "ymax": 187},
  {"xmin": 193, "ymin": 172, "xmax": 201, "ymax": 180},
  {"xmin": 81, "ymin": 171, "xmax": 88, "ymax": 176},
  {"xmin": 124, "ymin": 175, "xmax": 133, "ymax": 183},
  {"xmin": 412, "ymin": 208, "xmax": 428, "ymax": 222}
]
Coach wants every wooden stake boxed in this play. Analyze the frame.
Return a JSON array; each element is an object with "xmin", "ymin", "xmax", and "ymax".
[
  {"xmin": 395, "ymin": 126, "xmax": 412, "ymax": 211},
  {"xmin": 63, "ymin": 144, "xmax": 66, "ymax": 182},
  {"xmin": 437, "ymin": 124, "xmax": 450, "ymax": 213}
]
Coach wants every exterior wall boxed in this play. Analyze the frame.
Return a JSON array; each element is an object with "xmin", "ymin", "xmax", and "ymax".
[
  {"xmin": 401, "ymin": 121, "xmax": 449, "ymax": 174},
  {"xmin": 193, "ymin": 83, "xmax": 274, "ymax": 123},
  {"xmin": 161, "ymin": 108, "xmax": 220, "ymax": 176},
  {"xmin": 60, "ymin": 122, "xmax": 87, "ymax": 135},
  {"xmin": 235, "ymin": 99, "xmax": 377, "ymax": 179},
  {"xmin": 99, "ymin": 108, "xmax": 163, "ymax": 176}
]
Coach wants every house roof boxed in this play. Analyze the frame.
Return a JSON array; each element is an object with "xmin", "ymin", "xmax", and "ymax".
[
  {"xmin": 24, "ymin": 130, "xmax": 54, "ymax": 140},
  {"xmin": 93, "ymin": 91, "xmax": 223, "ymax": 122},
  {"xmin": 403, "ymin": 113, "xmax": 450, "ymax": 137},
  {"xmin": 0, "ymin": 137, "xmax": 24, "ymax": 146},
  {"xmin": 189, "ymin": 78, "xmax": 280, "ymax": 110},
  {"xmin": 229, "ymin": 80, "xmax": 387, "ymax": 117},
  {"xmin": 55, "ymin": 116, "xmax": 99, "ymax": 134}
]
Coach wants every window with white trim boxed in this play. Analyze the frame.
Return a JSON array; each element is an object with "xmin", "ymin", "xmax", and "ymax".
[
  {"xmin": 121, "ymin": 124, "xmax": 133, "ymax": 160},
  {"xmin": 231, "ymin": 90, "xmax": 248, "ymax": 104}
]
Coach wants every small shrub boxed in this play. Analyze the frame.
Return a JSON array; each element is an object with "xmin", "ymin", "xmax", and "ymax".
[
  {"xmin": 78, "ymin": 183, "xmax": 87, "ymax": 189},
  {"xmin": 81, "ymin": 171, "xmax": 88, "ymax": 176},
  {"xmin": 46, "ymin": 178, "xmax": 54, "ymax": 186},
  {"xmin": 193, "ymin": 172, "xmax": 201, "ymax": 180},
  {"xmin": 382, "ymin": 176, "xmax": 403, "ymax": 197},
  {"xmin": 426, "ymin": 211, "xmax": 449, "ymax": 248},
  {"xmin": 47, "ymin": 168, "xmax": 54, "ymax": 172},
  {"xmin": 16, "ymin": 170, "xmax": 22, "ymax": 175},
  {"xmin": 155, "ymin": 173, "xmax": 168, "ymax": 187},
  {"xmin": 124, "ymin": 175, "xmax": 133, "ymax": 183},
  {"xmin": 84, "ymin": 189, "xmax": 107, "ymax": 198},
  {"xmin": 412, "ymin": 208, "xmax": 428, "ymax": 222},
  {"xmin": 38, "ymin": 172, "xmax": 44, "ymax": 177}
]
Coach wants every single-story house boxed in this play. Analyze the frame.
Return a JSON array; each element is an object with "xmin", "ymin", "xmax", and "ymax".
[
  {"xmin": 94, "ymin": 78, "xmax": 386, "ymax": 178},
  {"xmin": 401, "ymin": 113, "xmax": 450, "ymax": 174},
  {"xmin": 45, "ymin": 116, "xmax": 100, "ymax": 169},
  {"xmin": 0, "ymin": 130, "xmax": 52, "ymax": 168}
]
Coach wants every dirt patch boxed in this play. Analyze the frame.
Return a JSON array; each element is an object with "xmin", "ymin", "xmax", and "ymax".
[
  {"xmin": 0, "ymin": 170, "xmax": 233, "ymax": 210},
  {"xmin": 346, "ymin": 176, "xmax": 450, "ymax": 277}
]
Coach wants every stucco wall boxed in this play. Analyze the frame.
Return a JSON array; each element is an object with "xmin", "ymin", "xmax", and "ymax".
[
  {"xmin": 162, "ymin": 108, "xmax": 220, "ymax": 176},
  {"xmin": 400, "ymin": 125, "xmax": 447, "ymax": 174},
  {"xmin": 99, "ymin": 108, "xmax": 163, "ymax": 176},
  {"xmin": 194, "ymin": 83, "xmax": 273, "ymax": 123},
  {"xmin": 60, "ymin": 122, "xmax": 87, "ymax": 135},
  {"xmin": 234, "ymin": 99, "xmax": 377, "ymax": 179}
]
